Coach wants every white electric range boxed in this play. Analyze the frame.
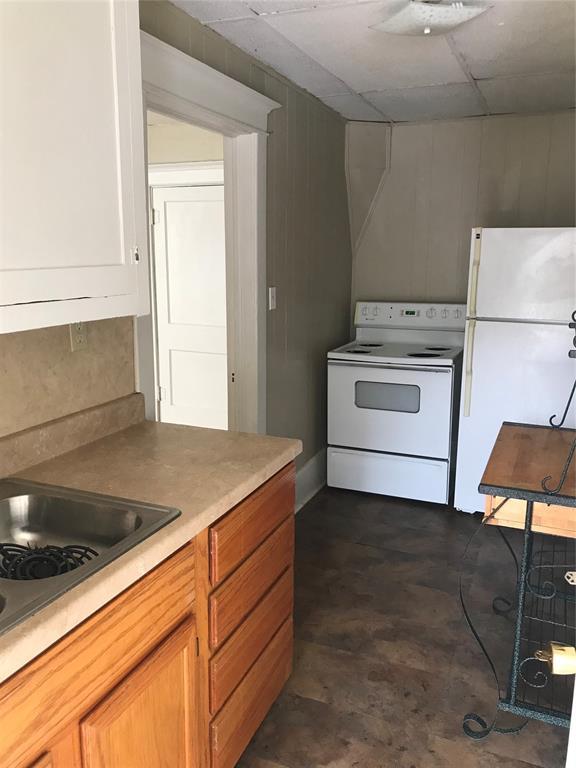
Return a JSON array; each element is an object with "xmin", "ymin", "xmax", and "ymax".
[{"xmin": 327, "ymin": 301, "xmax": 465, "ymax": 504}]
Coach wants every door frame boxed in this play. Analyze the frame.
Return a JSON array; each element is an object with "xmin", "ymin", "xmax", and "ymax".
[
  {"xmin": 136, "ymin": 32, "xmax": 280, "ymax": 434},
  {"xmin": 148, "ymin": 161, "xmax": 227, "ymax": 424}
]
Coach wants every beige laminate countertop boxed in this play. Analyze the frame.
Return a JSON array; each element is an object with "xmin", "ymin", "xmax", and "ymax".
[{"xmin": 0, "ymin": 421, "xmax": 301, "ymax": 684}]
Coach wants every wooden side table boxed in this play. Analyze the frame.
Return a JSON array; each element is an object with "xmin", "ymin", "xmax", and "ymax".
[{"xmin": 477, "ymin": 422, "xmax": 576, "ymax": 729}]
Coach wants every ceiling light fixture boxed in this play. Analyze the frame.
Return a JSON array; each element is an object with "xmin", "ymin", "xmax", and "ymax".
[{"xmin": 371, "ymin": 0, "xmax": 490, "ymax": 37}]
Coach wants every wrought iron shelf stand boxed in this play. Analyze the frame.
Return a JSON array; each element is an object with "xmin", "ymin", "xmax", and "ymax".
[
  {"xmin": 477, "ymin": 423, "xmax": 576, "ymax": 731},
  {"xmin": 489, "ymin": 510, "xmax": 576, "ymax": 729}
]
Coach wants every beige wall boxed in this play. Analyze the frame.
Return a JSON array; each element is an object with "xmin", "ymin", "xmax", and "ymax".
[
  {"xmin": 147, "ymin": 117, "xmax": 224, "ymax": 163},
  {"xmin": 0, "ymin": 318, "xmax": 135, "ymax": 438},
  {"xmin": 140, "ymin": 2, "xmax": 353, "ymax": 464},
  {"xmin": 349, "ymin": 111, "xmax": 576, "ymax": 304}
]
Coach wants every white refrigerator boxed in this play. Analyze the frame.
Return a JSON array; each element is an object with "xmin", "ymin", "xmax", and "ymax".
[{"xmin": 455, "ymin": 227, "xmax": 576, "ymax": 514}]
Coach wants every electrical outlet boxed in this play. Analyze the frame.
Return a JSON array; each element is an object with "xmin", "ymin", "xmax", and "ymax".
[
  {"xmin": 69, "ymin": 322, "xmax": 88, "ymax": 352},
  {"xmin": 268, "ymin": 286, "xmax": 277, "ymax": 311}
]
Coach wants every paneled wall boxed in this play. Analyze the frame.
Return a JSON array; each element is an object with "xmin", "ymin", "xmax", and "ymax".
[
  {"xmin": 140, "ymin": 2, "xmax": 353, "ymax": 464},
  {"xmin": 0, "ymin": 318, "xmax": 135, "ymax": 438},
  {"xmin": 349, "ymin": 111, "xmax": 576, "ymax": 304}
]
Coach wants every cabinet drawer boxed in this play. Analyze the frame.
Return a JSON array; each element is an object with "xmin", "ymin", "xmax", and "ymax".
[
  {"xmin": 210, "ymin": 619, "xmax": 293, "ymax": 768},
  {"xmin": 210, "ymin": 463, "xmax": 295, "ymax": 585},
  {"xmin": 209, "ymin": 517, "xmax": 294, "ymax": 649},
  {"xmin": 210, "ymin": 567, "xmax": 293, "ymax": 714}
]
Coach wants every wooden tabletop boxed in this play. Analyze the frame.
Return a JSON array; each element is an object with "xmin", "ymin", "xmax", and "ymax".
[{"xmin": 479, "ymin": 422, "xmax": 576, "ymax": 506}]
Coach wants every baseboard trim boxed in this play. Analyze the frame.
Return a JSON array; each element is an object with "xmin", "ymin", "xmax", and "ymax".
[{"xmin": 295, "ymin": 448, "xmax": 326, "ymax": 513}]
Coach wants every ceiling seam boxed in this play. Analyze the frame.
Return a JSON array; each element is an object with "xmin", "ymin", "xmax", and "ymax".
[
  {"xmin": 445, "ymin": 33, "xmax": 490, "ymax": 115},
  {"xmin": 252, "ymin": 0, "xmax": 382, "ymax": 19}
]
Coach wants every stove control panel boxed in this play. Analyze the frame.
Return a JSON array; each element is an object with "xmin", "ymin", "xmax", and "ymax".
[{"xmin": 355, "ymin": 302, "xmax": 466, "ymax": 329}]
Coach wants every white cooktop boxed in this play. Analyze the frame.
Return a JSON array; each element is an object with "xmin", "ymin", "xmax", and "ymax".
[
  {"xmin": 328, "ymin": 340, "xmax": 462, "ymax": 366},
  {"xmin": 328, "ymin": 301, "xmax": 466, "ymax": 367}
]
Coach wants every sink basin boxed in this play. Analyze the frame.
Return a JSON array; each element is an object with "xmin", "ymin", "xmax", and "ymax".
[
  {"xmin": 0, "ymin": 494, "xmax": 143, "ymax": 549},
  {"xmin": 0, "ymin": 480, "xmax": 181, "ymax": 636}
]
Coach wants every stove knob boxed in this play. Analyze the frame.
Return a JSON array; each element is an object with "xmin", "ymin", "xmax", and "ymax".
[
  {"xmin": 453, "ymin": 308, "xmax": 462, "ymax": 319},
  {"xmin": 372, "ymin": 306, "xmax": 379, "ymax": 317},
  {"xmin": 441, "ymin": 308, "xmax": 449, "ymax": 319},
  {"xmin": 361, "ymin": 306, "xmax": 368, "ymax": 317},
  {"xmin": 426, "ymin": 307, "xmax": 437, "ymax": 319}
]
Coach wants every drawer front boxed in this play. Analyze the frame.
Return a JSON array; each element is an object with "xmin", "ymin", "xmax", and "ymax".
[
  {"xmin": 328, "ymin": 446, "xmax": 448, "ymax": 504},
  {"xmin": 209, "ymin": 517, "xmax": 294, "ymax": 649},
  {"xmin": 210, "ymin": 567, "xmax": 293, "ymax": 714},
  {"xmin": 210, "ymin": 619, "xmax": 293, "ymax": 768},
  {"xmin": 210, "ymin": 463, "xmax": 295, "ymax": 585}
]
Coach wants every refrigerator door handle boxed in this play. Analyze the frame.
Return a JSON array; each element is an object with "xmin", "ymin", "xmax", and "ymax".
[
  {"xmin": 463, "ymin": 319, "xmax": 476, "ymax": 417},
  {"xmin": 468, "ymin": 231, "xmax": 482, "ymax": 317}
]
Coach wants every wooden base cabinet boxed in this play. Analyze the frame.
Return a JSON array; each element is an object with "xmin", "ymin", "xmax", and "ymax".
[{"xmin": 2, "ymin": 462, "xmax": 296, "ymax": 768}]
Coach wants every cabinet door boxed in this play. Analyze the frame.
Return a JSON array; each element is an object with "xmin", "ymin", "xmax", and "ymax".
[
  {"xmin": 81, "ymin": 620, "xmax": 196, "ymax": 768},
  {"xmin": 0, "ymin": 0, "xmax": 148, "ymax": 332}
]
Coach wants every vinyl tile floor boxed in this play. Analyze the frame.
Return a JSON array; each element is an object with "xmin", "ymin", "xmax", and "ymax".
[{"xmin": 237, "ymin": 487, "xmax": 571, "ymax": 768}]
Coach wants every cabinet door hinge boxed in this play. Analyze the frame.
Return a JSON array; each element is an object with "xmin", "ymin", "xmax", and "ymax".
[
  {"xmin": 152, "ymin": 208, "xmax": 159, "ymax": 226},
  {"xmin": 231, "ymin": 372, "xmax": 236, "ymax": 383},
  {"xmin": 196, "ymin": 636, "xmax": 200, "ymax": 657},
  {"xmin": 157, "ymin": 386, "xmax": 166, "ymax": 402}
]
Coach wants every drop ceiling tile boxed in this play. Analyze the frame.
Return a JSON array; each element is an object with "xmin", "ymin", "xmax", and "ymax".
[
  {"xmin": 364, "ymin": 82, "xmax": 486, "ymax": 121},
  {"xmin": 322, "ymin": 92, "xmax": 389, "ymax": 120},
  {"xmin": 450, "ymin": 1, "xmax": 576, "ymax": 79},
  {"xmin": 264, "ymin": 2, "xmax": 468, "ymax": 91},
  {"xmin": 172, "ymin": 1, "xmax": 255, "ymax": 23},
  {"xmin": 478, "ymin": 72, "xmax": 576, "ymax": 114},
  {"xmin": 209, "ymin": 17, "xmax": 351, "ymax": 96}
]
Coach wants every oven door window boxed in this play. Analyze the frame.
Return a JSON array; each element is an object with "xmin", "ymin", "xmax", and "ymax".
[{"xmin": 354, "ymin": 380, "xmax": 420, "ymax": 413}]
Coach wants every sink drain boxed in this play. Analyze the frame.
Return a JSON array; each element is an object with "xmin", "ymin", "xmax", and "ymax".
[{"xmin": 0, "ymin": 543, "xmax": 98, "ymax": 580}]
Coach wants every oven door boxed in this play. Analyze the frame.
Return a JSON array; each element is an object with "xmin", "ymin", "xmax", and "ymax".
[{"xmin": 328, "ymin": 361, "xmax": 453, "ymax": 459}]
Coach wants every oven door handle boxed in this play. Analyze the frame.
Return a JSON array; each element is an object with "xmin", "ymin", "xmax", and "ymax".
[{"xmin": 327, "ymin": 361, "xmax": 451, "ymax": 374}]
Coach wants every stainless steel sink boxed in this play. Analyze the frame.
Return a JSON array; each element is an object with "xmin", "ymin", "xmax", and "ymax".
[{"xmin": 0, "ymin": 480, "xmax": 181, "ymax": 636}]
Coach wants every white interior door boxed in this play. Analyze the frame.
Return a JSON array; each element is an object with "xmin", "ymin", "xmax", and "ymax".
[{"xmin": 152, "ymin": 185, "xmax": 228, "ymax": 430}]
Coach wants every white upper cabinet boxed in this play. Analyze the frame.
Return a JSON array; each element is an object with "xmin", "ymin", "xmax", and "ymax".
[{"xmin": 0, "ymin": 0, "xmax": 149, "ymax": 333}]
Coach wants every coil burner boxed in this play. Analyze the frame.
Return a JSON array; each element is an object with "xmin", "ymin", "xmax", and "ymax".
[{"xmin": 0, "ymin": 543, "xmax": 98, "ymax": 580}]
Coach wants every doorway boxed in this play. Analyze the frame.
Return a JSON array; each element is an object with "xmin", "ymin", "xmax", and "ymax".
[
  {"xmin": 147, "ymin": 111, "xmax": 228, "ymax": 430},
  {"xmin": 138, "ymin": 31, "xmax": 280, "ymax": 435}
]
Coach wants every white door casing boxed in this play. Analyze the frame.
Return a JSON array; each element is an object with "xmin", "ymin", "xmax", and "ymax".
[
  {"xmin": 0, "ymin": 0, "xmax": 149, "ymax": 333},
  {"xmin": 138, "ymin": 31, "xmax": 280, "ymax": 434},
  {"xmin": 152, "ymin": 183, "xmax": 228, "ymax": 429}
]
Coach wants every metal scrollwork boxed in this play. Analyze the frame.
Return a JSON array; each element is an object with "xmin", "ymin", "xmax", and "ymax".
[
  {"xmin": 518, "ymin": 656, "xmax": 549, "ymax": 689},
  {"xmin": 541, "ymin": 437, "xmax": 576, "ymax": 495},
  {"xmin": 549, "ymin": 380, "xmax": 576, "ymax": 429},
  {"xmin": 541, "ymin": 310, "xmax": 576, "ymax": 494},
  {"xmin": 526, "ymin": 561, "xmax": 576, "ymax": 600}
]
